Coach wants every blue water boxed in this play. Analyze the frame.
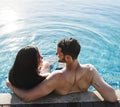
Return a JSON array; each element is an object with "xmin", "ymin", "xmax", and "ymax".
[{"xmin": 0, "ymin": 0, "xmax": 120, "ymax": 93}]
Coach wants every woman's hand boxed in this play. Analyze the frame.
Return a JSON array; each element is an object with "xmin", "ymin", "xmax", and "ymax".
[{"xmin": 39, "ymin": 61, "xmax": 51, "ymax": 74}]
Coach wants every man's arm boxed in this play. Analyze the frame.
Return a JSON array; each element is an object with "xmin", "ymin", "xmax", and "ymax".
[
  {"xmin": 90, "ymin": 65, "xmax": 118, "ymax": 102},
  {"xmin": 7, "ymin": 72, "xmax": 59, "ymax": 102}
]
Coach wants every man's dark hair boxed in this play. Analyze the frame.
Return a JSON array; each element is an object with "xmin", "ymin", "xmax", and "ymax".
[{"xmin": 57, "ymin": 38, "xmax": 81, "ymax": 60}]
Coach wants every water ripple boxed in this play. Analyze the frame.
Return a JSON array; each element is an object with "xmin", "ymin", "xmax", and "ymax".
[{"xmin": 0, "ymin": 0, "xmax": 120, "ymax": 92}]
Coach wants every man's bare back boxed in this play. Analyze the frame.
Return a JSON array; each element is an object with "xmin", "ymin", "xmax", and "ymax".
[
  {"xmin": 54, "ymin": 64, "xmax": 93, "ymax": 95},
  {"xmin": 38, "ymin": 57, "xmax": 94, "ymax": 95}
]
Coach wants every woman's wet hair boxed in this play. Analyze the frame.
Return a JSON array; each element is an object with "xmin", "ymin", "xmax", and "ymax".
[{"xmin": 9, "ymin": 46, "xmax": 45, "ymax": 89}]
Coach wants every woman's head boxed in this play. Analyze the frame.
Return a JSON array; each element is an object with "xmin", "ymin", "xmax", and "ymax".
[
  {"xmin": 9, "ymin": 46, "xmax": 45, "ymax": 89},
  {"xmin": 14, "ymin": 46, "xmax": 42, "ymax": 71}
]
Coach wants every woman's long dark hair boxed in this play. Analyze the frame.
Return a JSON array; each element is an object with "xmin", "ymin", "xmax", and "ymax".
[{"xmin": 9, "ymin": 46, "xmax": 45, "ymax": 89}]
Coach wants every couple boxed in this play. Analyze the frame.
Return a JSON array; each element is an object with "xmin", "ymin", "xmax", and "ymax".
[{"xmin": 7, "ymin": 38, "xmax": 118, "ymax": 102}]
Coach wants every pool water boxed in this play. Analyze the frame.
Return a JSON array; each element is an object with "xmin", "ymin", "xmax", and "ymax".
[{"xmin": 0, "ymin": 0, "xmax": 120, "ymax": 93}]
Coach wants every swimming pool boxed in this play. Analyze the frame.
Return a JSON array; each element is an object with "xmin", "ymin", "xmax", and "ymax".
[{"xmin": 0, "ymin": 0, "xmax": 120, "ymax": 93}]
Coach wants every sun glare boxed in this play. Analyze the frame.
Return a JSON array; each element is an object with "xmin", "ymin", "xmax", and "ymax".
[
  {"xmin": 0, "ymin": 9, "xmax": 19, "ymax": 23},
  {"xmin": 0, "ymin": 8, "xmax": 21, "ymax": 34}
]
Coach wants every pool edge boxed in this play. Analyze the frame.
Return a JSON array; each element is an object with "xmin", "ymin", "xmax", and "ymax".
[{"xmin": 0, "ymin": 90, "xmax": 120, "ymax": 105}]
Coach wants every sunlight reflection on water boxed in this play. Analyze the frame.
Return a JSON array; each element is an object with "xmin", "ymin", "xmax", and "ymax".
[{"xmin": 0, "ymin": 0, "xmax": 120, "ymax": 92}]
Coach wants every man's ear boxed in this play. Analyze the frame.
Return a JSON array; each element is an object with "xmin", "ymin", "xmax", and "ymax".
[{"xmin": 65, "ymin": 55, "xmax": 72, "ymax": 62}]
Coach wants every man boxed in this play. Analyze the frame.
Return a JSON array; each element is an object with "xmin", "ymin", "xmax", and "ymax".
[{"xmin": 7, "ymin": 38, "xmax": 117, "ymax": 102}]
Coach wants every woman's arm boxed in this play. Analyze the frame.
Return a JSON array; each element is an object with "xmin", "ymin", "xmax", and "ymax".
[{"xmin": 38, "ymin": 61, "xmax": 51, "ymax": 74}]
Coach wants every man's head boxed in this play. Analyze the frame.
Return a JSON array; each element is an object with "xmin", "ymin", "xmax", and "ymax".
[{"xmin": 56, "ymin": 38, "xmax": 81, "ymax": 62}]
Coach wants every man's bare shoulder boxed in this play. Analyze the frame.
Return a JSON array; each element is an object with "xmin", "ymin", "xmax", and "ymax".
[
  {"xmin": 42, "ymin": 69, "xmax": 65, "ymax": 90},
  {"xmin": 81, "ymin": 64, "xmax": 95, "ymax": 71},
  {"xmin": 79, "ymin": 64, "xmax": 97, "ymax": 78},
  {"xmin": 46, "ymin": 69, "xmax": 64, "ymax": 80}
]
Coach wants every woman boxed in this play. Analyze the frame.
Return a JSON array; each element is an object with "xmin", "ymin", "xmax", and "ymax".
[{"xmin": 8, "ymin": 46, "xmax": 50, "ymax": 90}]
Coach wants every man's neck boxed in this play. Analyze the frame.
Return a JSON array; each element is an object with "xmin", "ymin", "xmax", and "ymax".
[{"xmin": 66, "ymin": 60, "xmax": 80, "ymax": 72}]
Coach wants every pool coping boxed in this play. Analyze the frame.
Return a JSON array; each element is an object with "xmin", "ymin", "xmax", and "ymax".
[{"xmin": 0, "ymin": 90, "xmax": 120, "ymax": 105}]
